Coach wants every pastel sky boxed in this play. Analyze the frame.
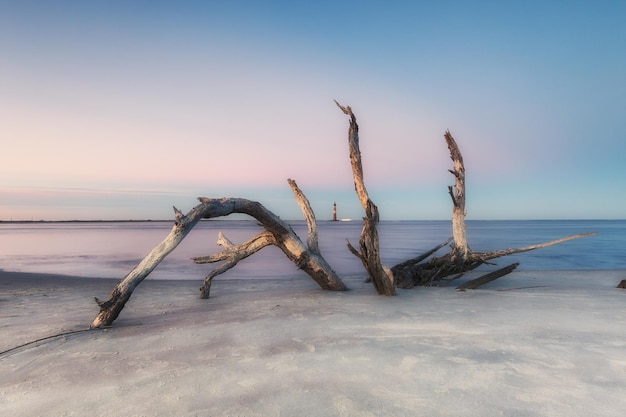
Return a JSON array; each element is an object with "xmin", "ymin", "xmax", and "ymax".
[{"xmin": 2, "ymin": 1, "xmax": 625, "ymax": 221}]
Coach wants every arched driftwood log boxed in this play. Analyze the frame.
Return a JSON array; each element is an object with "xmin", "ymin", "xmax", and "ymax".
[
  {"xmin": 91, "ymin": 188, "xmax": 347, "ymax": 328},
  {"xmin": 192, "ymin": 178, "xmax": 339, "ymax": 299},
  {"xmin": 335, "ymin": 100, "xmax": 396, "ymax": 296}
]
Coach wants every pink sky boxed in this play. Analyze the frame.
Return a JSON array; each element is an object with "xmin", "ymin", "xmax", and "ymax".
[{"xmin": 2, "ymin": 1, "xmax": 625, "ymax": 220}]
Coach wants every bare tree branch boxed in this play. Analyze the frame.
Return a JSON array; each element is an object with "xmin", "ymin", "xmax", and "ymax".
[
  {"xmin": 288, "ymin": 178, "xmax": 320, "ymax": 255},
  {"xmin": 471, "ymin": 232, "xmax": 597, "ymax": 262},
  {"xmin": 193, "ymin": 231, "xmax": 277, "ymax": 298}
]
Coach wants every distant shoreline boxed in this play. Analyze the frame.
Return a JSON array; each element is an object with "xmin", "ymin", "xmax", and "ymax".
[
  {"xmin": 1, "ymin": 218, "xmax": 624, "ymax": 224},
  {"xmin": 0, "ymin": 219, "xmax": 173, "ymax": 224},
  {"xmin": 0, "ymin": 218, "xmax": 269, "ymax": 224}
]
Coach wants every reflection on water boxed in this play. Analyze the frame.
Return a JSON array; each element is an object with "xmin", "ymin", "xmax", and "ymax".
[{"xmin": 0, "ymin": 220, "xmax": 624, "ymax": 280}]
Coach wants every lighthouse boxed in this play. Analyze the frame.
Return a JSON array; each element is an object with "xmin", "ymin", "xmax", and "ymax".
[{"xmin": 332, "ymin": 202, "xmax": 337, "ymax": 221}]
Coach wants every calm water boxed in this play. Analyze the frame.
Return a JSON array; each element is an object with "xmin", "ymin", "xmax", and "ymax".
[{"xmin": 0, "ymin": 220, "xmax": 624, "ymax": 280}]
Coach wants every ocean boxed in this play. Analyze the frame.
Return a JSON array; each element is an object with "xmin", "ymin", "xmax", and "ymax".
[{"xmin": 0, "ymin": 220, "xmax": 624, "ymax": 281}]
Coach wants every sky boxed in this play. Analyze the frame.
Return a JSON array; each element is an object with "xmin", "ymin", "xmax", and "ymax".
[{"xmin": 1, "ymin": 0, "xmax": 625, "ymax": 221}]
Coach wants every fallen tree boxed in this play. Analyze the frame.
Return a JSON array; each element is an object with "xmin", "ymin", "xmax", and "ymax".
[
  {"xmin": 391, "ymin": 130, "xmax": 596, "ymax": 289},
  {"xmin": 91, "ymin": 182, "xmax": 347, "ymax": 328}
]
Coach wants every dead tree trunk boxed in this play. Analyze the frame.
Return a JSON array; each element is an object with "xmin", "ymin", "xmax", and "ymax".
[
  {"xmin": 445, "ymin": 130, "xmax": 470, "ymax": 263},
  {"xmin": 392, "ymin": 130, "xmax": 596, "ymax": 288},
  {"xmin": 91, "ymin": 192, "xmax": 347, "ymax": 328},
  {"xmin": 336, "ymin": 101, "xmax": 395, "ymax": 295}
]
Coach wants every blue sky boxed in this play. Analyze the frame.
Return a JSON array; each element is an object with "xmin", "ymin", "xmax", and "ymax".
[{"xmin": 1, "ymin": 1, "xmax": 625, "ymax": 220}]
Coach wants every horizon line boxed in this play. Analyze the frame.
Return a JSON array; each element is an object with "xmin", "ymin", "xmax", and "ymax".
[{"xmin": 1, "ymin": 218, "xmax": 623, "ymax": 224}]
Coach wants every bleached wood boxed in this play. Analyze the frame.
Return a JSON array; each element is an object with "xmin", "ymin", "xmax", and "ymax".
[
  {"xmin": 194, "ymin": 231, "xmax": 277, "ymax": 298},
  {"xmin": 91, "ymin": 203, "xmax": 210, "ymax": 328},
  {"xmin": 392, "ymin": 130, "xmax": 596, "ymax": 289},
  {"xmin": 335, "ymin": 101, "xmax": 395, "ymax": 295},
  {"xmin": 472, "ymin": 232, "xmax": 597, "ymax": 262},
  {"xmin": 216, "ymin": 231, "xmax": 235, "ymax": 248},
  {"xmin": 288, "ymin": 178, "xmax": 320, "ymax": 256},
  {"xmin": 191, "ymin": 179, "xmax": 335, "ymax": 299},
  {"xmin": 445, "ymin": 130, "xmax": 469, "ymax": 262},
  {"xmin": 91, "ymin": 195, "xmax": 347, "ymax": 328}
]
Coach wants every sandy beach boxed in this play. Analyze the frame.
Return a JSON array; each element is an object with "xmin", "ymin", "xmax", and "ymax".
[{"xmin": 1, "ymin": 269, "xmax": 625, "ymax": 416}]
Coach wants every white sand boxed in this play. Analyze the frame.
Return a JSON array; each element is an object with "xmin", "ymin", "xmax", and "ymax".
[{"xmin": 1, "ymin": 270, "xmax": 625, "ymax": 416}]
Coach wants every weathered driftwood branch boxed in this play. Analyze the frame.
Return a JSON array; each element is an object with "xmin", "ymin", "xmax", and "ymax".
[
  {"xmin": 91, "ymin": 203, "xmax": 210, "ymax": 328},
  {"xmin": 193, "ymin": 231, "xmax": 277, "ymax": 298},
  {"xmin": 91, "ymin": 193, "xmax": 347, "ymax": 328},
  {"xmin": 456, "ymin": 263, "xmax": 519, "ymax": 290},
  {"xmin": 335, "ymin": 100, "xmax": 395, "ymax": 295},
  {"xmin": 288, "ymin": 178, "xmax": 320, "ymax": 256},
  {"xmin": 470, "ymin": 232, "xmax": 597, "ymax": 263}
]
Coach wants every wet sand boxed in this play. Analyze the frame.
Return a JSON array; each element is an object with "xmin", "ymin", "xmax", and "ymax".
[{"xmin": 1, "ymin": 269, "xmax": 625, "ymax": 416}]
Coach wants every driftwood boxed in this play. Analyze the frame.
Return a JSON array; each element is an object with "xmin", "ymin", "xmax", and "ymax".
[
  {"xmin": 445, "ymin": 130, "xmax": 469, "ymax": 262},
  {"xmin": 336, "ymin": 101, "xmax": 395, "ymax": 295},
  {"xmin": 391, "ymin": 238, "xmax": 453, "ymax": 280},
  {"xmin": 394, "ymin": 232, "xmax": 596, "ymax": 288},
  {"xmin": 91, "ymin": 189, "xmax": 347, "ymax": 328},
  {"xmin": 91, "ymin": 203, "xmax": 209, "ymax": 328},
  {"xmin": 193, "ymin": 231, "xmax": 276, "ymax": 298},
  {"xmin": 456, "ymin": 263, "xmax": 520, "ymax": 290},
  {"xmin": 192, "ymin": 179, "xmax": 333, "ymax": 298},
  {"xmin": 89, "ymin": 104, "xmax": 600, "ymax": 328},
  {"xmin": 392, "ymin": 130, "xmax": 596, "ymax": 289}
]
